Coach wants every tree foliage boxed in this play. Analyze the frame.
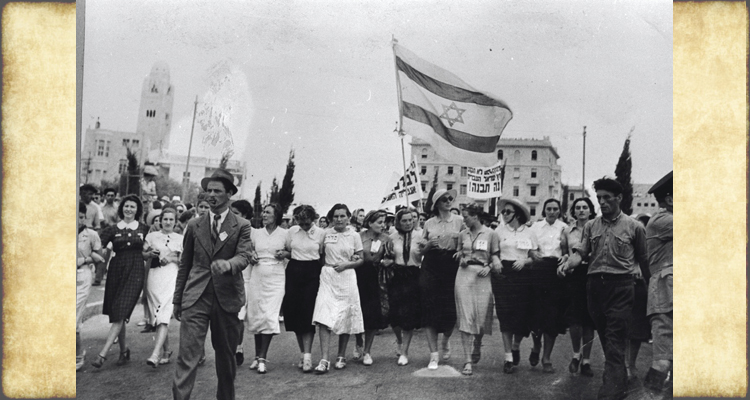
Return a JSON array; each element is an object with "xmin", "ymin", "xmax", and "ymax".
[
  {"xmin": 252, "ymin": 182, "xmax": 263, "ymax": 228},
  {"xmin": 278, "ymin": 149, "xmax": 295, "ymax": 214},
  {"xmin": 119, "ymin": 148, "xmax": 141, "ymax": 196},
  {"xmin": 614, "ymin": 133, "xmax": 634, "ymax": 215},
  {"xmin": 268, "ymin": 177, "xmax": 280, "ymax": 205},
  {"xmin": 423, "ymin": 169, "xmax": 440, "ymax": 216}
]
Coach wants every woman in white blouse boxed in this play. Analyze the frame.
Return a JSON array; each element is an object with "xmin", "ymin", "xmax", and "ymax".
[
  {"xmin": 246, "ymin": 204, "xmax": 289, "ymax": 374},
  {"xmin": 492, "ymin": 198, "xmax": 537, "ymax": 374},
  {"xmin": 143, "ymin": 208, "xmax": 182, "ymax": 367},
  {"xmin": 281, "ymin": 205, "xmax": 326, "ymax": 373},
  {"xmin": 311, "ymin": 204, "xmax": 364, "ymax": 374}
]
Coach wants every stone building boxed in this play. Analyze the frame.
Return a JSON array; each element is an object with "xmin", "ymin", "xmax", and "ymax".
[{"xmin": 411, "ymin": 136, "xmax": 563, "ymax": 219}]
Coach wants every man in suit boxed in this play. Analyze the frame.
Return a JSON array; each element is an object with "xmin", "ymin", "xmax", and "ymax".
[{"xmin": 172, "ymin": 169, "xmax": 253, "ymax": 400}]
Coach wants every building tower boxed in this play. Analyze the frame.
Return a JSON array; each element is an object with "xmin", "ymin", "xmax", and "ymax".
[{"xmin": 136, "ymin": 61, "xmax": 174, "ymax": 162}]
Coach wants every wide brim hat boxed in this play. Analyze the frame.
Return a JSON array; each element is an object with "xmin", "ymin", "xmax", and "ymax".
[
  {"xmin": 143, "ymin": 165, "xmax": 158, "ymax": 176},
  {"xmin": 201, "ymin": 168, "xmax": 238, "ymax": 194},
  {"xmin": 146, "ymin": 209, "xmax": 162, "ymax": 226},
  {"xmin": 431, "ymin": 189, "xmax": 458, "ymax": 212},
  {"xmin": 497, "ymin": 198, "xmax": 530, "ymax": 222}
]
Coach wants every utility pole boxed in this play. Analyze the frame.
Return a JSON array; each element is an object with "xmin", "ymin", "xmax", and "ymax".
[
  {"xmin": 582, "ymin": 126, "xmax": 587, "ymax": 196},
  {"xmin": 182, "ymin": 96, "xmax": 198, "ymax": 202}
]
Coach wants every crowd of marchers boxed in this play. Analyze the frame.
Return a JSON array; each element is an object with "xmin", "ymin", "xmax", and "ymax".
[{"xmin": 77, "ymin": 169, "xmax": 672, "ymax": 400}]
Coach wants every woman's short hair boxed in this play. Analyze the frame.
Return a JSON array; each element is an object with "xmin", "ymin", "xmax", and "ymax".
[
  {"xmin": 231, "ymin": 200, "xmax": 253, "ymax": 219},
  {"xmin": 293, "ymin": 205, "xmax": 317, "ymax": 223},
  {"xmin": 541, "ymin": 198, "xmax": 562, "ymax": 218},
  {"xmin": 318, "ymin": 216, "xmax": 328, "ymax": 224},
  {"xmin": 350, "ymin": 208, "xmax": 364, "ymax": 224},
  {"xmin": 463, "ymin": 203, "xmax": 483, "ymax": 217},
  {"xmin": 569, "ymin": 197, "xmax": 597, "ymax": 219},
  {"xmin": 161, "ymin": 207, "xmax": 178, "ymax": 220},
  {"xmin": 363, "ymin": 210, "xmax": 387, "ymax": 229},
  {"xmin": 327, "ymin": 203, "xmax": 351, "ymax": 222},
  {"xmin": 117, "ymin": 194, "xmax": 143, "ymax": 220},
  {"xmin": 264, "ymin": 203, "xmax": 283, "ymax": 225},
  {"xmin": 395, "ymin": 208, "xmax": 415, "ymax": 233}
]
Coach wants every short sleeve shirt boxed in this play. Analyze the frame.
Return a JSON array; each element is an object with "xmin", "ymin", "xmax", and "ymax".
[
  {"xmin": 457, "ymin": 226, "xmax": 500, "ymax": 265},
  {"xmin": 286, "ymin": 225, "xmax": 325, "ymax": 261},
  {"xmin": 361, "ymin": 230, "xmax": 390, "ymax": 265},
  {"xmin": 78, "ymin": 228, "xmax": 102, "ymax": 267},
  {"xmin": 145, "ymin": 231, "xmax": 184, "ymax": 262},
  {"xmin": 646, "ymin": 209, "xmax": 673, "ymax": 275},
  {"xmin": 323, "ymin": 227, "xmax": 363, "ymax": 266},
  {"xmin": 422, "ymin": 214, "xmax": 464, "ymax": 251},
  {"xmin": 495, "ymin": 224, "xmax": 537, "ymax": 261},
  {"xmin": 101, "ymin": 203, "xmax": 119, "ymax": 228},
  {"xmin": 573, "ymin": 211, "xmax": 649, "ymax": 275},
  {"xmin": 531, "ymin": 219, "xmax": 567, "ymax": 258},
  {"xmin": 85, "ymin": 202, "xmax": 102, "ymax": 230},
  {"xmin": 251, "ymin": 226, "xmax": 288, "ymax": 264}
]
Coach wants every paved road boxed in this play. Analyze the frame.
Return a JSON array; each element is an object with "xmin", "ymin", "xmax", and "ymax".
[{"xmin": 78, "ymin": 284, "xmax": 658, "ymax": 400}]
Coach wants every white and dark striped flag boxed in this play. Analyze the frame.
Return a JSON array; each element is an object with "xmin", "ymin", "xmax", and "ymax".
[{"xmin": 393, "ymin": 42, "xmax": 512, "ymax": 167}]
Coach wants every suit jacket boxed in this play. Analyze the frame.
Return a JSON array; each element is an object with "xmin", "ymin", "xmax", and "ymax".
[{"xmin": 174, "ymin": 211, "xmax": 253, "ymax": 313}]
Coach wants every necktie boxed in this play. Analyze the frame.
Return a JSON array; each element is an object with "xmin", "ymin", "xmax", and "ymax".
[{"xmin": 213, "ymin": 214, "xmax": 221, "ymax": 242}]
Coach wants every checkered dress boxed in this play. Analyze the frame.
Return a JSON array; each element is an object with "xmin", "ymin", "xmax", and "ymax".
[{"xmin": 100, "ymin": 223, "xmax": 147, "ymax": 323}]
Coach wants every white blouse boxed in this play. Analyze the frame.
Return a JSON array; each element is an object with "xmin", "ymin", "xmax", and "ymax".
[
  {"xmin": 286, "ymin": 225, "xmax": 325, "ymax": 261},
  {"xmin": 323, "ymin": 227, "xmax": 363, "ymax": 266},
  {"xmin": 495, "ymin": 224, "xmax": 537, "ymax": 261},
  {"xmin": 251, "ymin": 226, "xmax": 288, "ymax": 264}
]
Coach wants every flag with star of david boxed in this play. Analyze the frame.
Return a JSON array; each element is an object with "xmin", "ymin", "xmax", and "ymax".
[{"xmin": 393, "ymin": 42, "xmax": 512, "ymax": 167}]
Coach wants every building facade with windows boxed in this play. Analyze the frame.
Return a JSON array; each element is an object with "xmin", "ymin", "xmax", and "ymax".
[
  {"xmin": 631, "ymin": 183, "xmax": 660, "ymax": 217},
  {"xmin": 411, "ymin": 136, "xmax": 563, "ymax": 219},
  {"xmin": 81, "ymin": 62, "xmax": 246, "ymax": 193}
]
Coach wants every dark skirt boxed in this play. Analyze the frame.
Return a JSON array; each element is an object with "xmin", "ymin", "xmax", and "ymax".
[
  {"xmin": 564, "ymin": 263, "xmax": 595, "ymax": 328},
  {"xmin": 529, "ymin": 258, "xmax": 568, "ymax": 336},
  {"xmin": 281, "ymin": 259, "xmax": 322, "ymax": 333},
  {"xmin": 356, "ymin": 261, "xmax": 388, "ymax": 331},
  {"xmin": 492, "ymin": 260, "xmax": 533, "ymax": 337},
  {"xmin": 387, "ymin": 265, "xmax": 421, "ymax": 331},
  {"xmin": 419, "ymin": 250, "xmax": 459, "ymax": 333},
  {"xmin": 629, "ymin": 278, "xmax": 651, "ymax": 341},
  {"xmin": 102, "ymin": 249, "xmax": 145, "ymax": 323}
]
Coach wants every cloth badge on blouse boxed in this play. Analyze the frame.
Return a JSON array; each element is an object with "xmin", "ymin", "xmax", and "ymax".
[
  {"xmin": 370, "ymin": 240, "xmax": 382, "ymax": 253},
  {"xmin": 219, "ymin": 232, "xmax": 228, "ymax": 241},
  {"xmin": 325, "ymin": 233, "xmax": 339, "ymax": 244},
  {"xmin": 475, "ymin": 240, "xmax": 488, "ymax": 251}
]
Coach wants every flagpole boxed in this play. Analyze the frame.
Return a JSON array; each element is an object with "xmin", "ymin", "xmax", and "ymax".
[{"xmin": 391, "ymin": 35, "xmax": 413, "ymax": 211}]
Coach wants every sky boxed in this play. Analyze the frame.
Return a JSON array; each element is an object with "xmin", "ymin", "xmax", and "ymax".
[{"xmin": 82, "ymin": 0, "xmax": 673, "ymax": 213}]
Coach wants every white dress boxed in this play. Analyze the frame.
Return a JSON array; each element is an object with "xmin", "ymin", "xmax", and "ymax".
[
  {"xmin": 312, "ymin": 227, "xmax": 365, "ymax": 335},
  {"xmin": 144, "ymin": 231, "xmax": 183, "ymax": 326},
  {"xmin": 246, "ymin": 226, "xmax": 288, "ymax": 334}
]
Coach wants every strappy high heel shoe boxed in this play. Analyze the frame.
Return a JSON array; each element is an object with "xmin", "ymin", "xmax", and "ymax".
[
  {"xmin": 116, "ymin": 348, "xmax": 130, "ymax": 366},
  {"xmin": 159, "ymin": 350, "xmax": 173, "ymax": 365},
  {"xmin": 91, "ymin": 354, "xmax": 106, "ymax": 369},
  {"xmin": 146, "ymin": 353, "xmax": 160, "ymax": 368}
]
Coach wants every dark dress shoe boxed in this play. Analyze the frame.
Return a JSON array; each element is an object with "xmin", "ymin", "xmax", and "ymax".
[
  {"xmin": 511, "ymin": 350, "xmax": 520, "ymax": 366},
  {"xmin": 529, "ymin": 350, "xmax": 540, "ymax": 366},
  {"xmin": 569, "ymin": 357, "xmax": 580, "ymax": 373},
  {"xmin": 116, "ymin": 348, "xmax": 130, "ymax": 366},
  {"xmin": 140, "ymin": 324, "xmax": 155, "ymax": 333},
  {"xmin": 543, "ymin": 362, "xmax": 555, "ymax": 373},
  {"xmin": 236, "ymin": 352, "xmax": 244, "ymax": 366},
  {"xmin": 503, "ymin": 361, "xmax": 514, "ymax": 374},
  {"xmin": 580, "ymin": 363, "xmax": 594, "ymax": 377}
]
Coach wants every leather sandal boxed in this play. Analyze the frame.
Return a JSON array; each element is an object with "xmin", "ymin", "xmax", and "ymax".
[
  {"xmin": 334, "ymin": 357, "xmax": 346, "ymax": 370},
  {"xmin": 159, "ymin": 350, "xmax": 173, "ymax": 365},
  {"xmin": 462, "ymin": 362, "xmax": 473, "ymax": 376},
  {"xmin": 314, "ymin": 359, "xmax": 330, "ymax": 375},
  {"xmin": 146, "ymin": 354, "xmax": 160, "ymax": 368},
  {"xmin": 248, "ymin": 356, "xmax": 260, "ymax": 370},
  {"xmin": 257, "ymin": 358, "xmax": 268, "ymax": 374}
]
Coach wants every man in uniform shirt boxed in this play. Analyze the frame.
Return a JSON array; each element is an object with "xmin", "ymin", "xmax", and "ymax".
[
  {"xmin": 642, "ymin": 171, "xmax": 673, "ymax": 398},
  {"xmin": 564, "ymin": 178, "xmax": 649, "ymax": 400}
]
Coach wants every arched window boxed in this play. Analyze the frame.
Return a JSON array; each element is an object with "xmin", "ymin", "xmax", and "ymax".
[
  {"xmin": 421, "ymin": 148, "xmax": 428, "ymax": 159},
  {"xmin": 513, "ymin": 150, "xmax": 521, "ymax": 162},
  {"xmin": 497, "ymin": 150, "xmax": 504, "ymax": 160},
  {"xmin": 531, "ymin": 150, "xmax": 537, "ymax": 161}
]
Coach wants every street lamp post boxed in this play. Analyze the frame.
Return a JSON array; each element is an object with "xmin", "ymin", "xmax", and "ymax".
[{"xmin": 182, "ymin": 96, "xmax": 198, "ymax": 202}]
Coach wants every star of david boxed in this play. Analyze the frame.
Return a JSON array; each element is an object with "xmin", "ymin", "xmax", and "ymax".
[{"xmin": 439, "ymin": 102, "xmax": 466, "ymax": 127}]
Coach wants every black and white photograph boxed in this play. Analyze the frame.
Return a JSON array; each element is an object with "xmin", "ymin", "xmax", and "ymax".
[{"xmin": 76, "ymin": 1, "xmax": 673, "ymax": 399}]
